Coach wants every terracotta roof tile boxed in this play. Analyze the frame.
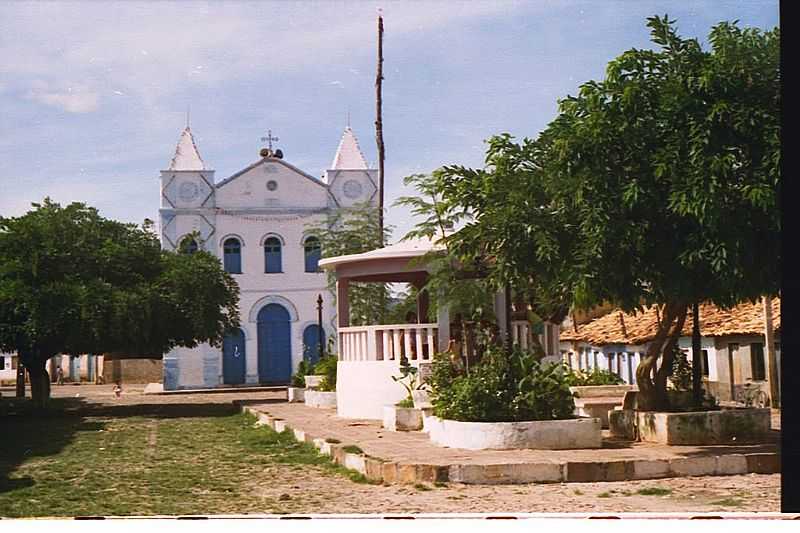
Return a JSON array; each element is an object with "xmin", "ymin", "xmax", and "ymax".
[{"xmin": 560, "ymin": 297, "xmax": 780, "ymax": 346}]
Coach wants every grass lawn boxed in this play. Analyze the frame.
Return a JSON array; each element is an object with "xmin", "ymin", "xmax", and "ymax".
[{"xmin": 0, "ymin": 401, "xmax": 368, "ymax": 517}]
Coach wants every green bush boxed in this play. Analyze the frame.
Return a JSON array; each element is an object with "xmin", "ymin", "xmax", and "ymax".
[
  {"xmin": 291, "ymin": 359, "xmax": 311, "ymax": 388},
  {"xmin": 395, "ymin": 397, "xmax": 414, "ymax": 408},
  {"xmin": 428, "ymin": 344, "xmax": 575, "ymax": 422},
  {"xmin": 564, "ymin": 367, "xmax": 624, "ymax": 386},
  {"xmin": 669, "ymin": 348, "xmax": 692, "ymax": 392},
  {"xmin": 313, "ymin": 355, "xmax": 338, "ymax": 392}
]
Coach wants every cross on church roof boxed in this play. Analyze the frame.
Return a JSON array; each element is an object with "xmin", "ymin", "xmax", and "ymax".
[{"xmin": 260, "ymin": 130, "xmax": 279, "ymax": 151}]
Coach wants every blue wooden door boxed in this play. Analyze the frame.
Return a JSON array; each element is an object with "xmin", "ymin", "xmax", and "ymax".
[
  {"xmin": 257, "ymin": 304, "xmax": 292, "ymax": 383},
  {"xmin": 222, "ymin": 328, "xmax": 246, "ymax": 385},
  {"xmin": 69, "ymin": 356, "xmax": 77, "ymax": 382},
  {"xmin": 303, "ymin": 325, "xmax": 325, "ymax": 366}
]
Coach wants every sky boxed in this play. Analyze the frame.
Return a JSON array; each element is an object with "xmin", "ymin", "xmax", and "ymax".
[{"xmin": 0, "ymin": 0, "xmax": 779, "ymax": 241}]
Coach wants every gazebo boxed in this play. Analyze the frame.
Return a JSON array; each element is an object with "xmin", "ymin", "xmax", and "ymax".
[{"xmin": 319, "ymin": 237, "xmax": 552, "ymax": 420}]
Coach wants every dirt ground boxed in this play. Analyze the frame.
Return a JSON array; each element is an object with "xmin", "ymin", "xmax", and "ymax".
[{"xmin": 3, "ymin": 383, "xmax": 782, "ymax": 515}]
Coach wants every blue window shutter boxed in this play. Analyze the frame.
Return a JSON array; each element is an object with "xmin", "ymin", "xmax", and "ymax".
[
  {"xmin": 304, "ymin": 237, "xmax": 321, "ymax": 272},
  {"xmin": 223, "ymin": 238, "xmax": 242, "ymax": 273},
  {"xmin": 264, "ymin": 238, "xmax": 282, "ymax": 273}
]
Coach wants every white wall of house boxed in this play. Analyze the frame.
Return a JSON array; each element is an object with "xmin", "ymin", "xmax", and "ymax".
[
  {"xmin": 561, "ymin": 333, "xmax": 780, "ymax": 401},
  {"xmin": 560, "ymin": 342, "xmax": 645, "ymax": 385},
  {"xmin": 0, "ymin": 352, "xmax": 17, "ymax": 382}
]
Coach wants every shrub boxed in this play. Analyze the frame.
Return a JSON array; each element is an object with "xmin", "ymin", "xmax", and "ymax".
[
  {"xmin": 564, "ymin": 367, "xmax": 624, "ymax": 386},
  {"xmin": 669, "ymin": 348, "xmax": 692, "ymax": 392},
  {"xmin": 391, "ymin": 356, "xmax": 424, "ymax": 405},
  {"xmin": 291, "ymin": 359, "xmax": 311, "ymax": 388},
  {"xmin": 428, "ymin": 344, "xmax": 575, "ymax": 422},
  {"xmin": 395, "ymin": 397, "xmax": 414, "ymax": 408},
  {"xmin": 313, "ymin": 354, "xmax": 338, "ymax": 392}
]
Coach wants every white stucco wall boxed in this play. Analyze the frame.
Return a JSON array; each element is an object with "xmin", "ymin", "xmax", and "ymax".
[{"xmin": 336, "ymin": 361, "xmax": 412, "ymax": 419}]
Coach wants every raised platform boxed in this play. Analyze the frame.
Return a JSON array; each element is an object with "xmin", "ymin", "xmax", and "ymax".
[{"xmin": 237, "ymin": 400, "xmax": 780, "ymax": 486}]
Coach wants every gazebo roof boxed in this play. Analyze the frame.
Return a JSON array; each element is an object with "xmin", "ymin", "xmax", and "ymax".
[{"xmin": 319, "ymin": 236, "xmax": 445, "ymax": 283}]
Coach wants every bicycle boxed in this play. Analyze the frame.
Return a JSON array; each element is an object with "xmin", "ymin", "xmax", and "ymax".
[{"xmin": 735, "ymin": 380, "xmax": 769, "ymax": 408}]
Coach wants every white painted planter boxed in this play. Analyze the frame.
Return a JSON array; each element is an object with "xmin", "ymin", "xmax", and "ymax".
[
  {"xmin": 305, "ymin": 390, "xmax": 337, "ymax": 409},
  {"xmin": 304, "ymin": 375, "xmax": 324, "ymax": 389},
  {"xmin": 428, "ymin": 416, "xmax": 602, "ymax": 450},
  {"xmin": 382, "ymin": 405, "xmax": 423, "ymax": 431},
  {"xmin": 610, "ymin": 407, "xmax": 771, "ymax": 445},
  {"xmin": 287, "ymin": 386, "xmax": 305, "ymax": 403},
  {"xmin": 569, "ymin": 385, "xmax": 637, "ymax": 398}
]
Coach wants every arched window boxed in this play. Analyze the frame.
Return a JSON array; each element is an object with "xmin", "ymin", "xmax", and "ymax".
[
  {"xmin": 223, "ymin": 238, "xmax": 242, "ymax": 274},
  {"xmin": 264, "ymin": 237, "xmax": 282, "ymax": 273},
  {"xmin": 304, "ymin": 236, "xmax": 321, "ymax": 273},
  {"xmin": 179, "ymin": 236, "xmax": 198, "ymax": 254}
]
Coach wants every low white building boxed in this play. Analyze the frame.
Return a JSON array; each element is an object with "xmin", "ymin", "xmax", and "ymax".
[
  {"xmin": 0, "ymin": 352, "xmax": 18, "ymax": 384},
  {"xmin": 559, "ymin": 299, "xmax": 781, "ymax": 403},
  {"xmin": 158, "ymin": 124, "xmax": 379, "ymax": 390}
]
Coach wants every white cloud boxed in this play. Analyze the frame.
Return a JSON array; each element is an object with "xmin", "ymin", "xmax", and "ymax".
[
  {"xmin": 26, "ymin": 83, "xmax": 99, "ymax": 113},
  {"xmin": 0, "ymin": 1, "xmax": 520, "ymax": 109}
]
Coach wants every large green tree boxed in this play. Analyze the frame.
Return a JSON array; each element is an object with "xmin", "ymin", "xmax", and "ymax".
[
  {"xmin": 407, "ymin": 16, "xmax": 780, "ymax": 410},
  {"xmin": 0, "ymin": 199, "xmax": 240, "ymax": 407}
]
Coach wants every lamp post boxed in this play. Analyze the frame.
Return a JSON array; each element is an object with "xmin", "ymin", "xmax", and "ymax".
[{"xmin": 317, "ymin": 294, "xmax": 325, "ymax": 360}]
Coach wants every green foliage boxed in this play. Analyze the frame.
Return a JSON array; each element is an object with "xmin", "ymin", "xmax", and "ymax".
[
  {"xmin": 391, "ymin": 356, "xmax": 424, "ymax": 403},
  {"xmin": 428, "ymin": 344, "xmax": 575, "ymax": 422},
  {"xmin": 0, "ymin": 199, "xmax": 240, "ymax": 400},
  {"xmin": 395, "ymin": 397, "xmax": 415, "ymax": 408},
  {"xmin": 398, "ymin": 16, "xmax": 779, "ymax": 410},
  {"xmin": 637, "ymin": 487, "xmax": 673, "ymax": 496},
  {"xmin": 291, "ymin": 360, "xmax": 311, "ymax": 388},
  {"xmin": 564, "ymin": 367, "xmax": 624, "ymax": 387},
  {"xmin": 305, "ymin": 202, "xmax": 392, "ymax": 326},
  {"xmin": 670, "ymin": 349, "xmax": 693, "ymax": 392},
  {"xmin": 395, "ymin": 172, "xmax": 502, "ymax": 324},
  {"xmin": 313, "ymin": 354, "xmax": 338, "ymax": 392},
  {"xmin": 385, "ymin": 286, "xmax": 424, "ymax": 324}
]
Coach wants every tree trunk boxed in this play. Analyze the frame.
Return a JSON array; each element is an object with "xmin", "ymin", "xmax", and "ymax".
[
  {"xmin": 635, "ymin": 302, "xmax": 688, "ymax": 411},
  {"xmin": 16, "ymin": 363, "xmax": 26, "ymax": 398},
  {"xmin": 27, "ymin": 359, "xmax": 51, "ymax": 409},
  {"xmin": 654, "ymin": 304, "xmax": 688, "ymax": 409}
]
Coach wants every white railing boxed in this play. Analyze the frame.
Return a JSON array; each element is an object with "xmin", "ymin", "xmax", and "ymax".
[
  {"xmin": 511, "ymin": 320, "xmax": 533, "ymax": 350},
  {"xmin": 339, "ymin": 323, "xmax": 439, "ymax": 362},
  {"xmin": 511, "ymin": 320, "xmax": 560, "ymax": 358}
]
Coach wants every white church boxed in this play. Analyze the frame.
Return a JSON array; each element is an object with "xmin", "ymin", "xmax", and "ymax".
[{"xmin": 158, "ymin": 124, "xmax": 379, "ymax": 390}]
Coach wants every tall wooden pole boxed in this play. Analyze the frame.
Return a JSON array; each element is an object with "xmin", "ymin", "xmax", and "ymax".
[
  {"xmin": 375, "ymin": 12, "xmax": 386, "ymax": 246},
  {"xmin": 763, "ymin": 295, "xmax": 779, "ymax": 407}
]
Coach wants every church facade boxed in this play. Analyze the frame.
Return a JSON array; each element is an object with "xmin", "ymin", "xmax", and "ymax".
[{"xmin": 158, "ymin": 125, "xmax": 378, "ymax": 390}]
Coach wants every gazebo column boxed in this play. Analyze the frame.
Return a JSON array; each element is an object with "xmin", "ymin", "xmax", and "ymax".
[
  {"xmin": 436, "ymin": 291, "xmax": 450, "ymax": 353},
  {"xmin": 336, "ymin": 279, "xmax": 350, "ymax": 327}
]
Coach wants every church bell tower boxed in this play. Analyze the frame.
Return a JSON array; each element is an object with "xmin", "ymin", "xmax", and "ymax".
[{"xmin": 159, "ymin": 125, "xmax": 217, "ymax": 252}]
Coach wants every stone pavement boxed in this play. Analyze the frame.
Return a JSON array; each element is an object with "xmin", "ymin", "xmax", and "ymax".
[{"xmin": 240, "ymin": 400, "xmax": 780, "ymax": 485}]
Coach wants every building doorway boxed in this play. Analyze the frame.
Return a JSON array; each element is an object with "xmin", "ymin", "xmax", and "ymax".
[
  {"xmin": 257, "ymin": 304, "xmax": 292, "ymax": 383},
  {"xmin": 222, "ymin": 328, "xmax": 247, "ymax": 385}
]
